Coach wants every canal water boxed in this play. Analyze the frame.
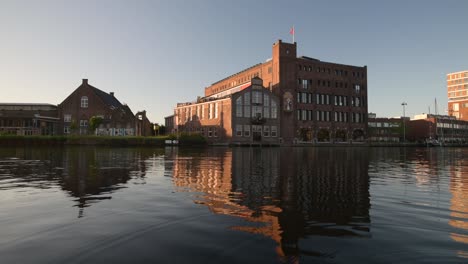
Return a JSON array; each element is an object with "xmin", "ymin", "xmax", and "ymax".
[{"xmin": 0, "ymin": 147, "xmax": 467, "ymax": 263}]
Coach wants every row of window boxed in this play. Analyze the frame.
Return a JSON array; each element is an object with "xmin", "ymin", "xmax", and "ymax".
[
  {"xmin": 64, "ymin": 115, "xmax": 106, "ymax": 123},
  {"xmin": 447, "ymin": 78, "xmax": 468, "ymax": 86},
  {"xmin": 296, "ymin": 93, "xmax": 366, "ymax": 107},
  {"xmin": 211, "ymin": 72, "xmax": 260, "ymax": 94},
  {"xmin": 177, "ymin": 102, "xmax": 219, "ymax": 123},
  {"xmin": 235, "ymin": 125, "xmax": 278, "ymax": 137},
  {"xmin": 298, "ymin": 78, "xmax": 365, "ymax": 92},
  {"xmin": 297, "ymin": 65, "xmax": 366, "ymax": 79},
  {"xmin": 447, "ymin": 73, "xmax": 468, "ymax": 80},
  {"xmin": 297, "ymin": 110, "xmax": 366, "ymax": 123},
  {"xmin": 235, "ymin": 92, "xmax": 278, "ymax": 119}
]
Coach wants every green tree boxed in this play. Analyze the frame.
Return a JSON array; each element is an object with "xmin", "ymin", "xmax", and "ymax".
[
  {"xmin": 89, "ymin": 116, "xmax": 103, "ymax": 134},
  {"xmin": 70, "ymin": 120, "xmax": 78, "ymax": 135}
]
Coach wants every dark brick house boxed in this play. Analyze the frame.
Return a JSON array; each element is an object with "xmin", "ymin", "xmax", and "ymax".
[
  {"xmin": 58, "ymin": 79, "xmax": 138, "ymax": 136},
  {"xmin": 135, "ymin": 110, "xmax": 153, "ymax": 136}
]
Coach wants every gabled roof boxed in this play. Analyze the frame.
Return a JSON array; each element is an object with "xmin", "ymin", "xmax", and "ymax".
[{"xmin": 91, "ymin": 86, "xmax": 122, "ymax": 108}]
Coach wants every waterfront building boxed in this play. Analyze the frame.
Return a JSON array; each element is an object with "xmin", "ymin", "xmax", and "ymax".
[
  {"xmin": 58, "ymin": 79, "xmax": 149, "ymax": 136},
  {"xmin": 448, "ymin": 71, "xmax": 468, "ymax": 120},
  {"xmin": 408, "ymin": 114, "xmax": 468, "ymax": 143},
  {"xmin": 135, "ymin": 110, "xmax": 153, "ymax": 136},
  {"xmin": 164, "ymin": 115, "xmax": 175, "ymax": 135},
  {"xmin": 174, "ymin": 77, "xmax": 280, "ymax": 144},
  {"xmin": 0, "ymin": 103, "xmax": 59, "ymax": 135},
  {"xmin": 368, "ymin": 113, "xmax": 402, "ymax": 142},
  {"xmin": 178, "ymin": 40, "xmax": 367, "ymax": 144}
]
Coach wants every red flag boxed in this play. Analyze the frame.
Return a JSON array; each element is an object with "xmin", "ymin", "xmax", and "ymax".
[{"xmin": 289, "ymin": 26, "xmax": 295, "ymax": 35}]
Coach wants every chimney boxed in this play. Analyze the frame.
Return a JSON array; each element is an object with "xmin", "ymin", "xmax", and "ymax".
[
  {"xmin": 110, "ymin": 92, "xmax": 114, "ymax": 97},
  {"xmin": 82, "ymin": 79, "xmax": 88, "ymax": 85}
]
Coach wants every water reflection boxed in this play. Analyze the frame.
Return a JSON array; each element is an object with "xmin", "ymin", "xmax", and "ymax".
[
  {"xmin": 0, "ymin": 147, "xmax": 161, "ymax": 217},
  {"xmin": 448, "ymin": 149, "xmax": 468, "ymax": 259},
  {"xmin": 170, "ymin": 147, "xmax": 370, "ymax": 261}
]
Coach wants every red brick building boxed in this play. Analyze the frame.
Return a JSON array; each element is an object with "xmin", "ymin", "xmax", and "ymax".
[
  {"xmin": 408, "ymin": 114, "xmax": 468, "ymax": 143},
  {"xmin": 58, "ymin": 79, "xmax": 148, "ymax": 136},
  {"xmin": 201, "ymin": 40, "xmax": 368, "ymax": 144},
  {"xmin": 368, "ymin": 114, "xmax": 403, "ymax": 142},
  {"xmin": 447, "ymin": 71, "xmax": 468, "ymax": 120},
  {"xmin": 174, "ymin": 77, "xmax": 280, "ymax": 144}
]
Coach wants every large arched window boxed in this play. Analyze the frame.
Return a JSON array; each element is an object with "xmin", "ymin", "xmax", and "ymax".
[{"xmin": 81, "ymin": 96, "xmax": 88, "ymax": 108}]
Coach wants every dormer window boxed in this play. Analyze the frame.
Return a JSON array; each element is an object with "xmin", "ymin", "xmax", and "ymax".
[{"xmin": 81, "ymin": 96, "xmax": 88, "ymax": 108}]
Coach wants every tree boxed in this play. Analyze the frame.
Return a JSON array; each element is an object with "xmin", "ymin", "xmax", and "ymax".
[
  {"xmin": 70, "ymin": 120, "xmax": 78, "ymax": 135},
  {"xmin": 89, "ymin": 116, "xmax": 103, "ymax": 134}
]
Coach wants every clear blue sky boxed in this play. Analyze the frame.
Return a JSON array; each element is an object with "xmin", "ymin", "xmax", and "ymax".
[{"xmin": 1, "ymin": 0, "xmax": 467, "ymax": 124}]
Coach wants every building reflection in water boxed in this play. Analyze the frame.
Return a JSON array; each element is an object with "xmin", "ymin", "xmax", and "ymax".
[
  {"xmin": 448, "ymin": 150, "xmax": 468, "ymax": 259},
  {"xmin": 170, "ymin": 147, "xmax": 370, "ymax": 261},
  {"xmin": 0, "ymin": 147, "xmax": 160, "ymax": 218}
]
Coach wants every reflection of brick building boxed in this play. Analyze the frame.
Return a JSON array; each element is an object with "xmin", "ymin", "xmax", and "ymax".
[
  {"xmin": 447, "ymin": 71, "xmax": 468, "ymax": 120},
  {"xmin": 0, "ymin": 103, "xmax": 59, "ymax": 135},
  {"xmin": 449, "ymin": 158, "xmax": 468, "ymax": 258},
  {"xmin": 199, "ymin": 40, "xmax": 368, "ymax": 144},
  {"xmin": 174, "ymin": 77, "xmax": 280, "ymax": 144},
  {"xmin": 169, "ymin": 147, "xmax": 370, "ymax": 260}
]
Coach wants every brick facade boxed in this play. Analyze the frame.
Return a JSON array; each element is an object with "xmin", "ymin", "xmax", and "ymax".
[
  {"xmin": 58, "ymin": 79, "xmax": 138, "ymax": 136},
  {"xmin": 447, "ymin": 71, "xmax": 468, "ymax": 121},
  {"xmin": 203, "ymin": 40, "xmax": 368, "ymax": 144},
  {"xmin": 175, "ymin": 77, "xmax": 280, "ymax": 144}
]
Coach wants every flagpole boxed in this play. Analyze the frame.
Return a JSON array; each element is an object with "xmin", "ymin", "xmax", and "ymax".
[{"xmin": 292, "ymin": 25, "xmax": 295, "ymax": 43}]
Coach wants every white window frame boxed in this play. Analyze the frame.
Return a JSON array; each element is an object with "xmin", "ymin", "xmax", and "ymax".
[{"xmin": 81, "ymin": 96, "xmax": 88, "ymax": 108}]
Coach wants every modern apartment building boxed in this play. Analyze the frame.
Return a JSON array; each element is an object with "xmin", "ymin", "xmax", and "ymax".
[
  {"xmin": 201, "ymin": 40, "xmax": 368, "ymax": 144},
  {"xmin": 448, "ymin": 70, "xmax": 468, "ymax": 121}
]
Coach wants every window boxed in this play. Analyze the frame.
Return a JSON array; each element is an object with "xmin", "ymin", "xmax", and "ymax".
[
  {"xmin": 301, "ymin": 93, "xmax": 307, "ymax": 103},
  {"xmin": 244, "ymin": 106, "xmax": 251, "ymax": 118},
  {"xmin": 302, "ymin": 110, "xmax": 307, "ymax": 121},
  {"xmin": 263, "ymin": 106, "xmax": 270, "ymax": 118},
  {"xmin": 302, "ymin": 79, "xmax": 308, "ymax": 89},
  {"xmin": 355, "ymin": 84, "xmax": 361, "ymax": 93},
  {"xmin": 208, "ymin": 127, "xmax": 213, "ymax": 137},
  {"xmin": 244, "ymin": 125, "xmax": 250, "ymax": 137},
  {"xmin": 209, "ymin": 104, "xmax": 213, "ymax": 119},
  {"xmin": 80, "ymin": 120, "xmax": 88, "ymax": 127},
  {"xmin": 271, "ymin": 101, "xmax": 277, "ymax": 119},
  {"xmin": 263, "ymin": 94, "xmax": 269, "ymax": 106},
  {"xmin": 64, "ymin": 114, "xmax": 71, "ymax": 122},
  {"xmin": 263, "ymin": 126, "xmax": 270, "ymax": 137},
  {"xmin": 236, "ymin": 125, "xmax": 242, "ymax": 136},
  {"xmin": 214, "ymin": 128, "xmax": 218, "ymax": 137},
  {"xmin": 215, "ymin": 103, "xmax": 219, "ymax": 119},
  {"xmin": 253, "ymin": 106, "xmax": 262, "ymax": 118},
  {"xmin": 81, "ymin": 96, "xmax": 88, "ymax": 108},
  {"xmin": 271, "ymin": 126, "xmax": 277, "ymax": 137},
  {"xmin": 244, "ymin": 92, "xmax": 251, "ymax": 105},
  {"xmin": 252, "ymin": 91, "xmax": 262, "ymax": 104},
  {"xmin": 201, "ymin": 105, "xmax": 205, "ymax": 119},
  {"xmin": 236, "ymin": 99, "xmax": 243, "ymax": 117},
  {"xmin": 64, "ymin": 126, "xmax": 70, "ymax": 134}
]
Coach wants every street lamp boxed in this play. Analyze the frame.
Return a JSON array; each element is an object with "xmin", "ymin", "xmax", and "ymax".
[{"xmin": 402, "ymin": 102, "xmax": 407, "ymax": 143}]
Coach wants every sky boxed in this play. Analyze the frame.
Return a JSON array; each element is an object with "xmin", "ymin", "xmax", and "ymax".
[{"xmin": 1, "ymin": 0, "xmax": 467, "ymax": 124}]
